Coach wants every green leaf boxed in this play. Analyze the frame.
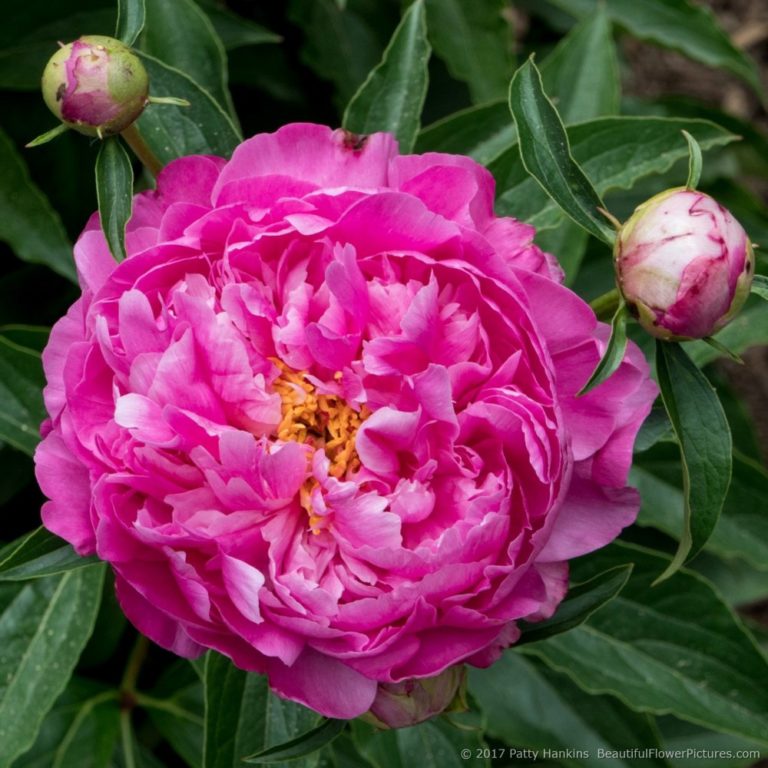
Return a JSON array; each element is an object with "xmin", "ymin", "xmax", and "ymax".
[
  {"xmin": 491, "ymin": 116, "xmax": 737, "ymax": 229},
  {"xmin": 682, "ymin": 129, "xmax": 703, "ymax": 189},
  {"xmin": 143, "ymin": 661, "xmax": 204, "ymax": 768},
  {"xmin": 658, "ymin": 717, "xmax": 765, "ymax": 768},
  {"xmin": 11, "ymin": 679, "xmax": 120, "ymax": 768},
  {"xmin": 95, "ymin": 137, "xmax": 133, "ymax": 263},
  {"xmin": 0, "ymin": 127, "xmax": 75, "ymax": 281},
  {"xmin": 199, "ymin": 2, "xmax": 280, "ymax": 50},
  {"xmin": 203, "ymin": 651, "xmax": 321, "ymax": 768},
  {"xmin": 577, "ymin": 302, "xmax": 629, "ymax": 395},
  {"xmin": 540, "ymin": 6, "xmax": 620, "ymax": 123},
  {"xmin": 116, "ymin": 0, "xmax": 145, "ymax": 46},
  {"xmin": 134, "ymin": 52, "xmax": 241, "ymax": 164},
  {"xmin": 524, "ymin": 542, "xmax": 768, "ymax": 746},
  {"xmin": 518, "ymin": 564, "xmax": 633, "ymax": 645},
  {"xmin": 0, "ymin": 565, "xmax": 106, "ymax": 766},
  {"xmin": 508, "ymin": 57, "xmax": 615, "ymax": 245},
  {"xmin": 343, "ymin": 0, "xmax": 430, "ymax": 153},
  {"xmin": 352, "ymin": 719, "xmax": 489, "ymax": 768},
  {"xmin": 244, "ymin": 719, "xmax": 347, "ymax": 764},
  {"xmin": 633, "ymin": 403, "xmax": 674, "ymax": 453},
  {"xmin": 416, "ymin": 101, "xmax": 514, "ymax": 165},
  {"xmin": 142, "ymin": 0, "xmax": 236, "ymax": 122},
  {"xmin": 544, "ymin": 0, "xmax": 763, "ymax": 97},
  {"xmin": 654, "ymin": 340, "xmax": 732, "ymax": 580},
  {"xmin": 470, "ymin": 653, "xmax": 669, "ymax": 768},
  {"xmin": 702, "ymin": 335, "xmax": 742, "ymax": 364},
  {"xmin": 424, "ymin": 0, "xmax": 513, "ymax": 103},
  {"xmin": 0, "ymin": 334, "xmax": 46, "ymax": 455},
  {"xmin": 25, "ymin": 125, "xmax": 69, "ymax": 149},
  {"xmin": 288, "ymin": 0, "xmax": 382, "ymax": 110},
  {"xmin": 634, "ymin": 445, "xmax": 768, "ymax": 573},
  {"xmin": 0, "ymin": 528, "xmax": 98, "ymax": 581},
  {"xmin": 751, "ymin": 274, "xmax": 768, "ymax": 301}
]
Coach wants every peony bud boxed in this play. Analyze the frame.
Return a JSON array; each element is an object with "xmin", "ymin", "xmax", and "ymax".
[
  {"xmin": 364, "ymin": 666, "xmax": 466, "ymax": 729},
  {"xmin": 615, "ymin": 188, "xmax": 754, "ymax": 340},
  {"xmin": 42, "ymin": 35, "xmax": 149, "ymax": 138}
]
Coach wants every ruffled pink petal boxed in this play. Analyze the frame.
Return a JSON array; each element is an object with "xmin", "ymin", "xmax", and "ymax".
[
  {"xmin": 267, "ymin": 647, "xmax": 378, "ymax": 719},
  {"xmin": 35, "ymin": 431, "xmax": 95, "ymax": 555},
  {"xmin": 115, "ymin": 575, "xmax": 203, "ymax": 658},
  {"xmin": 538, "ymin": 474, "xmax": 639, "ymax": 562},
  {"xmin": 213, "ymin": 124, "xmax": 398, "ymax": 199},
  {"xmin": 42, "ymin": 299, "xmax": 86, "ymax": 420}
]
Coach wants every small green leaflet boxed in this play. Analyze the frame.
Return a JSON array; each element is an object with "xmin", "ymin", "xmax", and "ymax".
[
  {"xmin": 116, "ymin": 0, "xmax": 146, "ymax": 46},
  {"xmin": 508, "ymin": 57, "xmax": 615, "ymax": 246},
  {"xmin": 578, "ymin": 302, "xmax": 629, "ymax": 395},
  {"xmin": 25, "ymin": 124, "xmax": 68, "ymax": 149},
  {"xmin": 95, "ymin": 137, "xmax": 134, "ymax": 263},
  {"xmin": 654, "ymin": 340, "xmax": 732, "ymax": 582},
  {"xmin": 342, "ymin": 0, "xmax": 431, "ymax": 153},
  {"xmin": 683, "ymin": 129, "xmax": 703, "ymax": 189}
]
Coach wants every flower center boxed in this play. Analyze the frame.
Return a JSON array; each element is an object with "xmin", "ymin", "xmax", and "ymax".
[{"xmin": 271, "ymin": 361, "xmax": 369, "ymax": 529}]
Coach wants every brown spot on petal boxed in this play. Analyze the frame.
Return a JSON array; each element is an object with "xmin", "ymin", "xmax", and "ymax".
[
  {"xmin": 56, "ymin": 83, "xmax": 66, "ymax": 102},
  {"xmin": 342, "ymin": 130, "xmax": 368, "ymax": 152}
]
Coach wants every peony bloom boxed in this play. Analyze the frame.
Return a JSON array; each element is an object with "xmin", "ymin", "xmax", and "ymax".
[
  {"xmin": 615, "ymin": 187, "xmax": 754, "ymax": 340},
  {"xmin": 35, "ymin": 124, "xmax": 656, "ymax": 720},
  {"xmin": 42, "ymin": 35, "xmax": 149, "ymax": 137}
]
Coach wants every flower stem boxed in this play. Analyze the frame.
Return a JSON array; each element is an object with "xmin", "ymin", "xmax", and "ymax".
[
  {"xmin": 120, "ymin": 123, "xmax": 163, "ymax": 178},
  {"xmin": 119, "ymin": 634, "xmax": 150, "ymax": 768},
  {"xmin": 121, "ymin": 634, "xmax": 150, "ymax": 695},
  {"xmin": 121, "ymin": 710, "xmax": 137, "ymax": 768},
  {"xmin": 590, "ymin": 288, "xmax": 621, "ymax": 321}
]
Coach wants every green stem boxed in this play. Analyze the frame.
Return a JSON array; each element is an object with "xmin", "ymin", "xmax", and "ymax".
[
  {"xmin": 121, "ymin": 634, "xmax": 150, "ymax": 694},
  {"xmin": 120, "ymin": 123, "xmax": 163, "ymax": 178},
  {"xmin": 134, "ymin": 692, "xmax": 205, "ymax": 725},
  {"xmin": 120, "ymin": 710, "xmax": 137, "ymax": 768},
  {"xmin": 118, "ymin": 634, "xmax": 149, "ymax": 768},
  {"xmin": 590, "ymin": 288, "xmax": 621, "ymax": 321}
]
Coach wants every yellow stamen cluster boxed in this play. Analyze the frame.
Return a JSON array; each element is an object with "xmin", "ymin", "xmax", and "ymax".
[{"xmin": 271, "ymin": 360, "xmax": 370, "ymax": 530}]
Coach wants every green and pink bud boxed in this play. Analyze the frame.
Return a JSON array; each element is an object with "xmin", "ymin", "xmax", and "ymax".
[
  {"xmin": 364, "ymin": 667, "xmax": 466, "ymax": 729},
  {"xmin": 615, "ymin": 188, "xmax": 754, "ymax": 340},
  {"xmin": 42, "ymin": 35, "xmax": 149, "ymax": 137}
]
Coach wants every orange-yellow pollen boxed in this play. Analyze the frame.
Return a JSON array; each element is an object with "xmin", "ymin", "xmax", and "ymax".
[{"xmin": 271, "ymin": 360, "xmax": 370, "ymax": 531}]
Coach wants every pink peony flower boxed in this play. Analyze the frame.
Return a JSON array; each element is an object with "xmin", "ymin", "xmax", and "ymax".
[
  {"xmin": 615, "ymin": 187, "xmax": 754, "ymax": 340},
  {"xmin": 35, "ymin": 124, "xmax": 656, "ymax": 721}
]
